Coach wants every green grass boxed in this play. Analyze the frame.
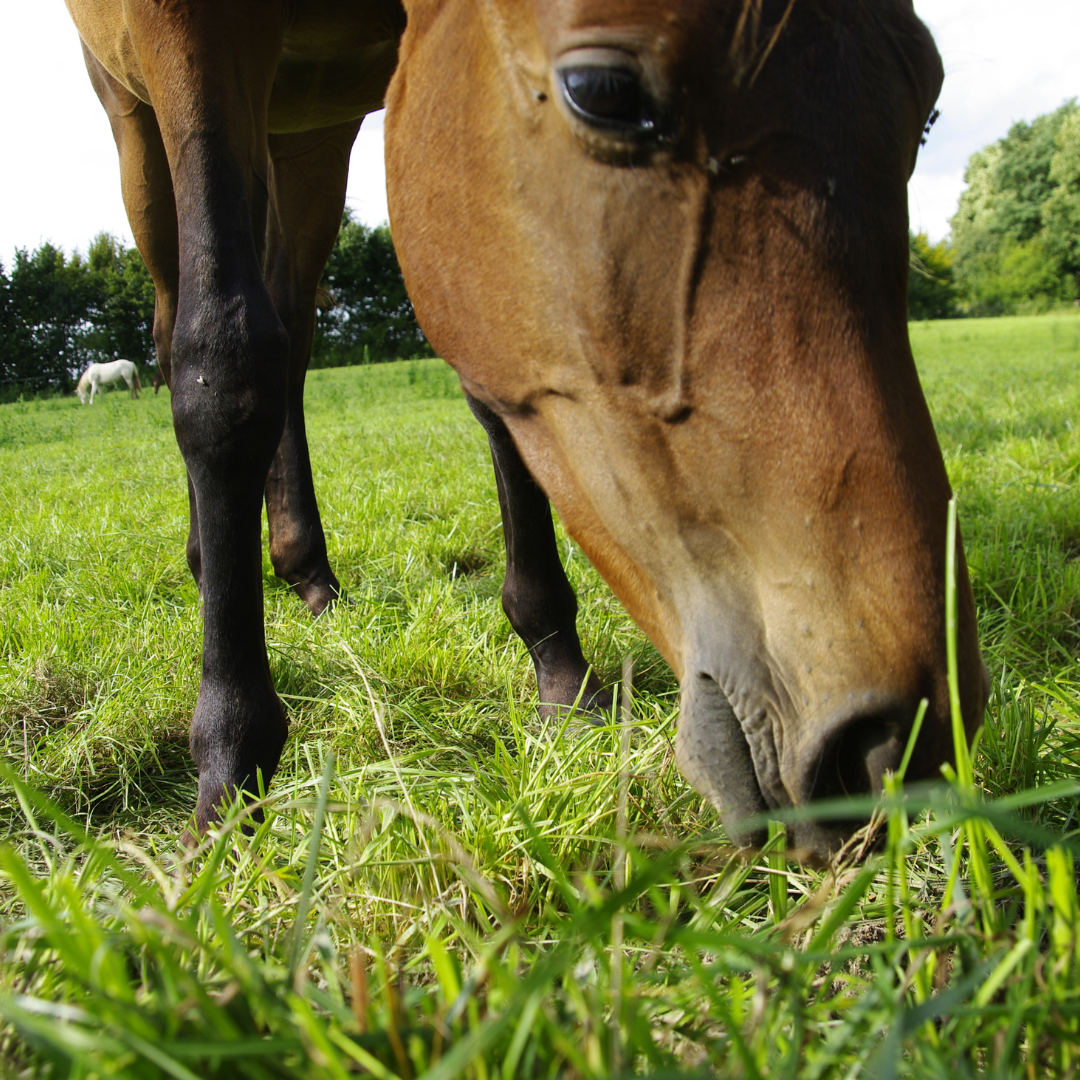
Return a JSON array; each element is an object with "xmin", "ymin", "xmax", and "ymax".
[{"xmin": 2, "ymin": 315, "xmax": 1080, "ymax": 1077}]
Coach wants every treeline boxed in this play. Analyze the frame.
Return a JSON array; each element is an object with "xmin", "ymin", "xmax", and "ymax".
[
  {"xmin": 7, "ymin": 99, "xmax": 1076, "ymax": 386},
  {"xmin": 312, "ymin": 210, "xmax": 432, "ymax": 367},
  {"xmin": 910, "ymin": 99, "xmax": 1080, "ymax": 319},
  {"xmin": 0, "ymin": 209, "xmax": 429, "ymax": 398},
  {"xmin": 0, "ymin": 235, "xmax": 155, "ymax": 397}
]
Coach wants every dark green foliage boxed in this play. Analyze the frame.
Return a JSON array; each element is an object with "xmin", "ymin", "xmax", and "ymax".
[
  {"xmin": 312, "ymin": 210, "xmax": 433, "ymax": 366},
  {"xmin": 908, "ymin": 231, "xmax": 957, "ymax": 319},
  {"xmin": 0, "ymin": 234, "xmax": 155, "ymax": 398},
  {"xmin": 0, "ymin": 212, "xmax": 425, "ymax": 396},
  {"xmin": 81, "ymin": 233, "xmax": 157, "ymax": 365},
  {"xmin": 0, "ymin": 245, "xmax": 97, "ymax": 395},
  {"xmin": 950, "ymin": 99, "xmax": 1080, "ymax": 314},
  {"xmin": 1043, "ymin": 109, "xmax": 1080, "ymax": 296}
]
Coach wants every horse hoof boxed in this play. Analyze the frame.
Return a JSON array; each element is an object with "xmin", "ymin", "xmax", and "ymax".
[
  {"xmin": 537, "ymin": 669, "xmax": 614, "ymax": 725},
  {"xmin": 292, "ymin": 575, "xmax": 342, "ymax": 616}
]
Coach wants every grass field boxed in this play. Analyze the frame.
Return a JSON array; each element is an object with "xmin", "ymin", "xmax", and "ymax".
[{"xmin": 2, "ymin": 313, "xmax": 1080, "ymax": 1077}]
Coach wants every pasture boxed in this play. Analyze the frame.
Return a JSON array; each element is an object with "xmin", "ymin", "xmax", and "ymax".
[{"xmin": 1, "ymin": 312, "xmax": 1080, "ymax": 1076}]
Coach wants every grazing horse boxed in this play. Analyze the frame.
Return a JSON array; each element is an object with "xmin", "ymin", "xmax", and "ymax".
[
  {"xmin": 76, "ymin": 359, "xmax": 142, "ymax": 404},
  {"xmin": 66, "ymin": 0, "xmax": 987, "ymax": 856}
]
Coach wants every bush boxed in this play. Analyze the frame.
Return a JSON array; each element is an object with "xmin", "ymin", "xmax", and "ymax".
[
  {"xmin": 0, "ymin": 235, "xmax": 155, "ymax": 394},
  {"xmin": 908, "ymin": 232, "xmax": 958, "ymax": 319},
  {"xmin": 312, "ymin": 211, "xmax": 433, "ymax": 366},
  {"xmin": 950, "ymin": 100, "xmax": 1080, "ymax": 314}
]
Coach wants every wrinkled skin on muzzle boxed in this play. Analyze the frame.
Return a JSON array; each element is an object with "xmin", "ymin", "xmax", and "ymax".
[{"xmin": 386, "ymin": 0, "xmax": 988, "ymax": 856}]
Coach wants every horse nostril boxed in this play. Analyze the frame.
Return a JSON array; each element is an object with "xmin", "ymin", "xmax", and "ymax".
[{"xmin": 812, "ymin": 704, "xmax": 912, "ymax": 803}]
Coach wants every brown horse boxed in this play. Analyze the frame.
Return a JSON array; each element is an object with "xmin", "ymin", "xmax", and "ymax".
[{"xmin": 66, "ymin": 0, "xmax": 987, "ymax": 856}]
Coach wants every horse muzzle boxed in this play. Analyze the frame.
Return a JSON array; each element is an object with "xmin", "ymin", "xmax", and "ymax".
[{"xmin": 676, "ymin": 659, "xmax": 989, "ymax": 859}]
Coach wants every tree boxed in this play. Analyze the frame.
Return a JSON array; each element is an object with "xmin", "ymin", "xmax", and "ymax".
[
  {"xmin": 0, "ymin": 244, "xmax": 98, "ymax": 392},
  {"xmin": 0, "ymin": 263, "xmax": 16, "ymax": 382},
  {"xmin": 83, "ymin": 233, "xmax": 156, "ymax": 365},
  {"xmin": 908, "ymin": 232, "xmax": 957, "ymax": 319},
  {"xmin": 0, "ymin": 235, "xmax": 156, "ymax": 396},
  {"xmin": 1042, "ymin": 109, "xmax": 1080, "ymax": 297},
  {"xmin": 949, "ymin": 99, "xmax": 1078, "ymax": 314},
  {"xmin": 312, "ymin": 210, "xmax": 432, "ymax": 365},
  {"xmin": 0, "ymin": 214, "xmax": 425, "ymax": 395}
]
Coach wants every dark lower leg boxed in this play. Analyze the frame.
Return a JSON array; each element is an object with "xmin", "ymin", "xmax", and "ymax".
[
  {"xmin": 265, "ymin": 388, "xmax": 339, "ymax": 614},
  {"xmin": 168, "ymin": 157, "xmax": 290, "ymax": 832},
  {"xmin": 176, "ymin": 326, "xmax": 290, "ymax": 831},
  {"xmin": 261, "ymin": 123, "xmax": 358, "ymax": 616},
  {"xmin": 186, "ymin": 472, "xmax": 287, "ymax": 832},
  {"xmin": 465, "ymin": 391, "xmax": 611, "ymax": 715}
]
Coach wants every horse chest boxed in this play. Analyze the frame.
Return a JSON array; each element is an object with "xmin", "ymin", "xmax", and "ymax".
[{"xmin": 271, "ymin": 0, "xmax": 406, "ymax": 132}]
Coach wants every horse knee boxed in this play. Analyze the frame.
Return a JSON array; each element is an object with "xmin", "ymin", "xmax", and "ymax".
[{"xmin": 170, "ymin": 301, "xmax": 290, "ymax": 487}]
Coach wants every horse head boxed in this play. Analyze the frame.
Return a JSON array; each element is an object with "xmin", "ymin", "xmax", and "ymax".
[{"xmin": 387, "ymin": 0, "xmax": 988, "ymax": 854}]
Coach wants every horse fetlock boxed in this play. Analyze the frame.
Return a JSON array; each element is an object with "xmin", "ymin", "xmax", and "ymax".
[
  {"xmin": 536, "ymin": 659, "xmax": 612, "ymax": 720},
  {"xmin": 267, "ymin": 525, "xmax": 339, "ymax": 613},
  {"xmin": 528, "ymin": 632, "xmax": 611, "ymax": 717},
  {"xmin": 189, "ymin": 679, "xmax": 288, "ymax": 833},
  {"xmin": 274, "ymin": 557, "xmax": 341, "ymax": 615},
  {"xmin": 290, "ymin": 575, "xmax": 341, "ymax": 617},
  {"xmin": 501, "ymin": 574, "xmax": 608, "ymax": 712}
]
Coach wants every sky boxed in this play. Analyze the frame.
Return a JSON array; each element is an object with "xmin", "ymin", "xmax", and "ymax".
[{"xmin": 1, "ymin": 1, "xmax": 1077, "ymax": 269}]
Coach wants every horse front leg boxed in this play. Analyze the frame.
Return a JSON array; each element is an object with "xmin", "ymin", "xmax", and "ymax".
[
  {"xmin": 124, "ymin": 1, "xmax": 290, "ymax": 831},
  {"xmin": 80, "ymin": 44, "xmax": 201, "ymax": 590},
  {"xmin": 464, "ymin": 391, "xmax": 612, "ymax": 717},
  {"xmin": 262, "ymin": 121, "xmax": 363, "ymax": 615}
]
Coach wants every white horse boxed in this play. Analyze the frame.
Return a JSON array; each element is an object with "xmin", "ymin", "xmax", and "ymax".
[{"xmin": 76, "ymin": 359, "xmax": 142, "ymax": 403}]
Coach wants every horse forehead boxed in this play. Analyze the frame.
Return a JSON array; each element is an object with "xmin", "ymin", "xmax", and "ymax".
[
  {"xmin": 533, "ymin": 0, "xmax": 712, "ymax": 32},
  {"xmin": 516, "ymin": 0, "xmax": 915, "ymax": 66},
  {"xmin": 522, "ymin": 0, "xmax": 834, "ymax": 37},
  {"xmin": 518, "ymin": 0, "xmax": 720, "ymax": 58}
]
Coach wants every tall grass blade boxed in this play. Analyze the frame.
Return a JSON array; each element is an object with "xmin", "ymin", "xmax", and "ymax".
[{"xmin": 287, "ymin": 751, "xmax": 335, "ymax": 980}]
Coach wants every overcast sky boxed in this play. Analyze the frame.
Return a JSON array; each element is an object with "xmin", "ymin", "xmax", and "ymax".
[{"xmin": 1, "ymin": 1, "xmax": 1077, "ymax": 268}]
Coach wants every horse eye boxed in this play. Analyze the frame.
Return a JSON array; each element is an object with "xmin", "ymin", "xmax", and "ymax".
[{"xmin": 559, "ymin": 65, "xmax": 658, "ymax": 137}]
